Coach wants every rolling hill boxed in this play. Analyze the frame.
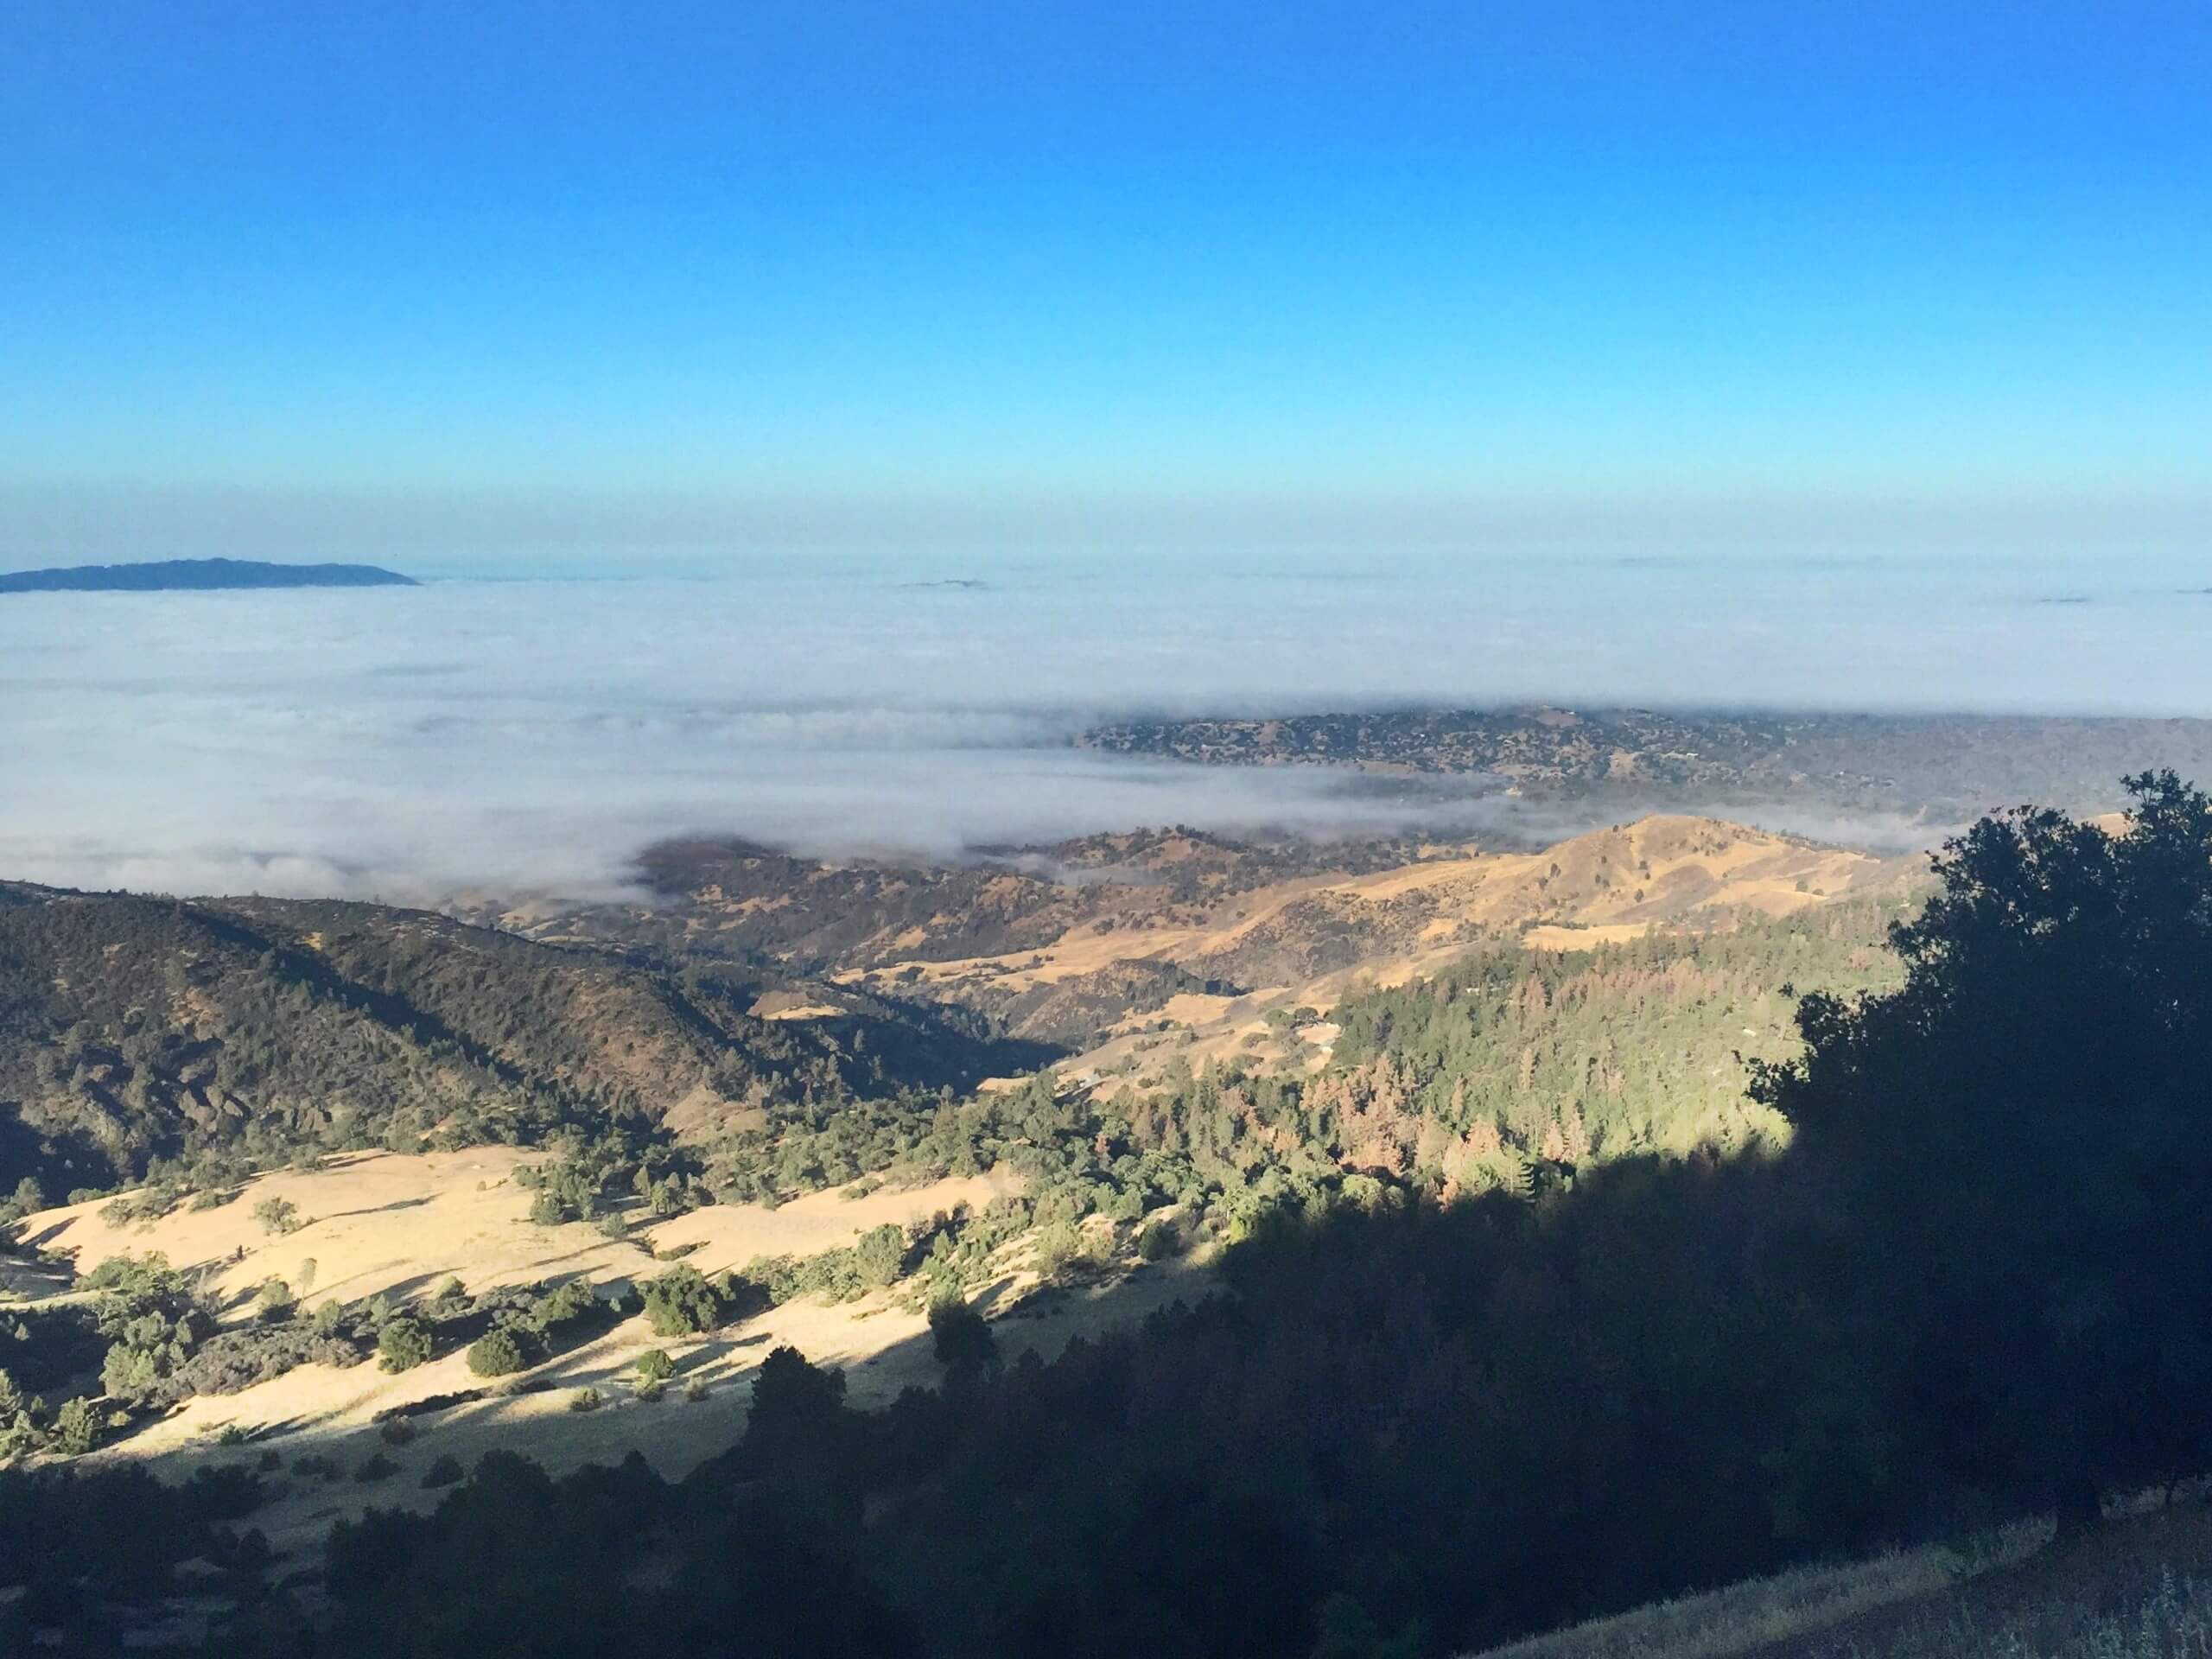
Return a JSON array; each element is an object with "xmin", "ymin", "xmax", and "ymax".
[{"xmin": 0, "ymin": 886, "xmax": 1020, "ymax": 1197}]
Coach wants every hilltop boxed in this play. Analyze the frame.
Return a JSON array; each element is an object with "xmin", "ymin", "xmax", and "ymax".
[{"xmin": 0, "ymin": 557, "xmax": 416, "ymax": 594}]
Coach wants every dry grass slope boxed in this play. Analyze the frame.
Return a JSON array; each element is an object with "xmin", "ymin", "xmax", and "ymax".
[{"xmin": 1465, "ymin": 1505, "xmax": 2212, "ymax": 1659}]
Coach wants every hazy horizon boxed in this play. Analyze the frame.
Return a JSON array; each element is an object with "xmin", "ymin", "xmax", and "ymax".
[{"xmin": 5, "ymin": 3, "xmax": 2208, "ymax": 901}]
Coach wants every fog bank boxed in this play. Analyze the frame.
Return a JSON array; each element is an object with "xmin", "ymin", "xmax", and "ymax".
[{"xmin": 4, "ymin": 551, "xmax": 2206, "ymax": 900}]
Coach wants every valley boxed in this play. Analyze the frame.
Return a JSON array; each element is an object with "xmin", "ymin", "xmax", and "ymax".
[{"xmin": 0, "ymin": 785, "xmax": 2197, "ymax": 1659}]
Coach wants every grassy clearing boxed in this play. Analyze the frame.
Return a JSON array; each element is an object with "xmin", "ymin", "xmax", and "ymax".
[{"xmin": 1829, "ymin": 1566, "xmax": 2212, "ymax": 1658}]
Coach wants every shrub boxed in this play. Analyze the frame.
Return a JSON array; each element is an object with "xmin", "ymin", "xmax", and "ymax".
[
  {"xmin": 377, "ymin": 1314, "xmax": 434, "ymax": 1373},
  {"xmin": 568, "ymin": 1387, "xmax": 604, "ymax": 1413},
  {"xmin": 49, "ymin": 1397, "xmax": 98, "ymax": 1456},
  {"xmin": 251, "ymin": 1197, "xmax": 304, "ymax": 1237},
  {"xmin": 257, "ymin": 1277, "xmax": 296, "ymax": 1320},
  {"xmin": 102, "ymin": 1342, "xmax": 160, "ymax": 1399},
  {"xmin": 683, "ymin": 1377, "xmax": 709, "ymax": 1403},
  {"xmin": 353, "ymin": 1452, "xmax": 399, "ymax": 1484},
  {"xmin": 1137, "ymin": 1218, "xmax": 1182, "ymax": 1261},
  {"xmin": 422, "ymin": 1453, "xmax": 464, "ymax": 1488},
  {"xmin": 853, "ymin": 1224, "xmax": 907, "ymax": 1289},
  {"xmin": 467, "ymin": 1328, "xmax": 529, "ymax": 1379},
  {"xmin": 529, "ymin": 1279, "xmax": 600, "ymax": 1334},
  {"xmin": 2, "ymin": 1177, "xmax": 45, "ymax": 1222},
  {"xmin": 641, "ymin": 1265, "xmax": 725, "ymax": 1338},
  {"xmin": 635, "ymin": 1349, "xmax": 674, "ymax": 1386},
  {"xmin": 1032, "ymin": 1224, "xmax": 1081, "ymax": 1281},
  {"xmin": 378, "ymin": 1417, "xmax": 418, "ymax": 1446}
]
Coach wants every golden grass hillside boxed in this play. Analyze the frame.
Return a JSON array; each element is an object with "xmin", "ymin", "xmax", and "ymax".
[
  {"xmin": 11, "ymin": 1150, "xmax": 1210, "ymax": 1557},
  {"xmin": 851, "ymin": 816, "xmax": 1916, "ymax": 1079}
]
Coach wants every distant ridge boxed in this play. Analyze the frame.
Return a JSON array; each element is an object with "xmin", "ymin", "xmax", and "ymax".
[{"xmin": 0, "ymin": 556, "xmax": 417, "ymax": 594}]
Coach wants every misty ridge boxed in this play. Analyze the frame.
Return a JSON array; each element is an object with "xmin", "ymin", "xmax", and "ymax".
[{"xmin": 4, "ymin": 549, "xmax": 2212, "ymax": 904}]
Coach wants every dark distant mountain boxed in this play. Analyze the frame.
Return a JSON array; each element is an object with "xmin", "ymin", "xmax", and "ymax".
[{"xmin": 0, "ymin": 556, "xmax": 417, "ymax": 594}]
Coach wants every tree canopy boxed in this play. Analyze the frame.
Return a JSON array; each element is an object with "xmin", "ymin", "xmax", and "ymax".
[{"xmin": 1755, "ymin": 771, "xmax": 2212, "ymax": 1524}]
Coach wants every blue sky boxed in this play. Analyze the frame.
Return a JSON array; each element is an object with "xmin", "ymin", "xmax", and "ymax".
[{"xmin": 3, "ymin": 1, "xmax": 2209, "ymax": 559}]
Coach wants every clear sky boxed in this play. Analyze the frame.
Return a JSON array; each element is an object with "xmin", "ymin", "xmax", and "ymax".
[{"xmin": 3, "ymin": 1, "xmax": 2209, "ymax": 563}]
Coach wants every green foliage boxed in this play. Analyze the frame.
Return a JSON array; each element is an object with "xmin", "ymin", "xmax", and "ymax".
[
  {"xmin": 252, "ymin": 1196, "xmax": 304, "ymax": 1236},
  {"xmin": 467, "ymin": 1328, "xmax": 528, "ymax": 1379},
  {"xmin": 48, "ymin": 1396, "xmax": 97, "ymax": 1457},
  {"xmin": 525, "ymin": 1278, "xmax": 601, "ymax": 1335},
  {"xmin": 0, "ymin": 1176, "xmax": 43, "ymax": 1222},
  {"xmin": 1137, "ymin": 1217, "xmax": 1183, "ymax": 1260},
  {"xmin": 83, "ymin": 1252, "xmax": 207, "ymax": 1405},
  {"xmin": 853, "ymin": 1224, "xmax": 906, "ymax": 1287},
  {"xmin": 1754, "ymin": 772, "xmax": 2212, "ymax": 1516},
  {"xmin": 377, "ymin": 1314, "xmax": 434, "ymax": 1374},
  {"xmin": 640, "ymin": 1265, "xmax": 725, "ymax": 1338},
  {"xmin": 635, "ymin": 1349, "xmax": 674, "ymax": 1386},
  {"xmin": 568, "ymin": 1387, "xmax": 603, "ymax": 1413}
]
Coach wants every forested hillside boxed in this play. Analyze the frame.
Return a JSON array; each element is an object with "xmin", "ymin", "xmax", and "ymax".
[{"xmin": 0, "ymin": 887, "xmax": 1016, "ymax": 1198}]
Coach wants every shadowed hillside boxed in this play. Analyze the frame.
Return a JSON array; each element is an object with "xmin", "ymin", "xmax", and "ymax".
[{"xmin": 0, "ymin": 887, "xmax": 1029, "ymax": 1198}]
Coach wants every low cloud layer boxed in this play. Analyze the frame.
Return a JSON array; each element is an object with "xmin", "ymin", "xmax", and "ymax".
[{"xmin": 3, "ymin": 550, "xmax": 2207, "ymax": 902}]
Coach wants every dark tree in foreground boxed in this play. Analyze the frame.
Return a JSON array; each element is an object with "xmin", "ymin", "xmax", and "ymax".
[
  {"xmin": 1755, "ymin": 772, "xmax": 2212, "ymax": 1530},
  {"xmin": 926, "ymin": 1296, "xmax": 998, "ymax": 1381}
]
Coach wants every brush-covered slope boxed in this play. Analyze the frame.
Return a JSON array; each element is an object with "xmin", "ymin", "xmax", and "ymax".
[{"xmin": 0, "ymin": 887, "xmax": 993, "ymax": 1195}]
